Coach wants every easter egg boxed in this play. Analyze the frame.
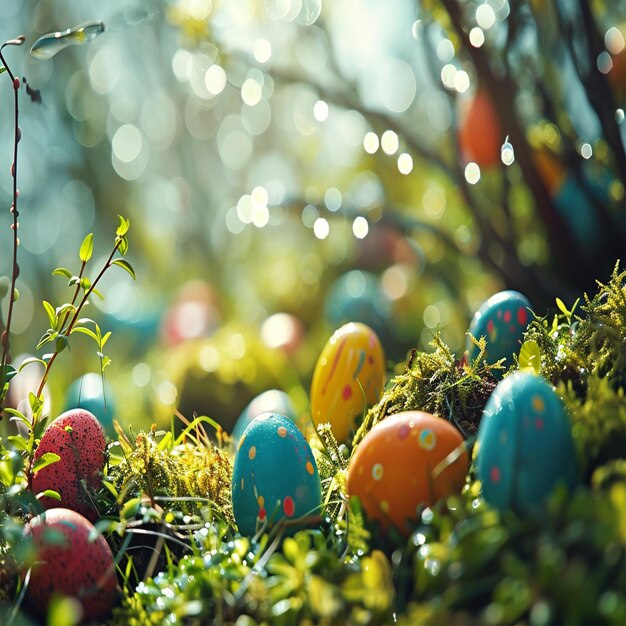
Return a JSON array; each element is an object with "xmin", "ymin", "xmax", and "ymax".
[
  {"xmin": 232, "ymin": 413, "xmax": 322, "ymax": 536},
  {"xmin": 23, "ymin": 507, "xmax": 118, "ymax": 623},
  {"xmin": 64, "ymin": 373, "xmax": 116, "ymax": 435},
  {"xmin": 161, "ymin": 279, "xmax": 220, "ymax": 346},
  {"xmin": 467, "ymin": 290, "xmax": 531, "ymax": 375},
  {"xmin": 476, "ymin": 372, "xmax": 578, "ymax": 514},
  {"xmin": 553, "ymin": 174, "xmax": 606, "ymax": 252},
  {"xmin": 32, "ymin": 409, "xmax": 106, "ymax": 521},
  {"xmin": 458, "ymin": 88, "xmax": 502, "ymax": 168},
  {"xmin": 324, "ymin": 271, "xmax": 392, "ymax": 341},
  {"xmin": 310, "ymin": 322, "xmax": 386, "ymax": 442},
  {"xmin": 533, "ymin": 148, "xmax": 567, "ymax": 196},
  {"xmin": 232, "ymin": 389, "xmax": 297, "ymax": 442},
  {"xmin": 346, "ymin": 411, "xmax": 468, "ymax": 534}
]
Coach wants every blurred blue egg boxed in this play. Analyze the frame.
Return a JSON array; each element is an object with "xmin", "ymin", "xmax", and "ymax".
[
  {"xmin": 476, "ymin": 372, "xmax": 578, "ymax": 514},
  {"xmin": 232, "ymin": 413, "xmax": 322, "ymax": 536},
  {"xmin": 232, "ymin": 389, "xmax": 297, "ymax": 442},
  {"xmin": 553, "ymin": 175, "xmax": 603, "ymax": 252},
  {"xmin": 324, "ymin": 270, "xmax": 392, "ymax": 342},
  {"xmin": 467, "ymin": 290, "xmax": 531, "ymax": 375},
  {"xmin": 64, "ymin": 373, "xmax": 116, "ymax": 435}
]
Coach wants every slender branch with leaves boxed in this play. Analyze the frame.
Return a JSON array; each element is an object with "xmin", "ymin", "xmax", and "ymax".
[{"xmin": 0, "ymin": 35, "xmax": 26, "ymax": 412}]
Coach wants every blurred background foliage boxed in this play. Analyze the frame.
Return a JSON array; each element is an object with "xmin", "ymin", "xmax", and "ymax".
[{"xmin": 0, "ymin": 0, "xmax": 624, "ymax": 434}]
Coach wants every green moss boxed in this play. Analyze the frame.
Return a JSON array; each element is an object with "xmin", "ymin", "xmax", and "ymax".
[
  {"xmin": 523, "ymin": 262, "xmax": 626, "ymax": 394},
  {"xmin": 114, "ymin": 431, "xmax": 234, "ymax": 525},
  {"xmin": 352, "ymin": 333, "xmax": 499, "ymax": 448}
]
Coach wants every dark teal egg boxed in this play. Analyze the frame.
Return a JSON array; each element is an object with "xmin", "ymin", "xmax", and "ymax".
[
  {"xmin": 64, "ymin": 373, "xmax": 116, "ymax": 436},
  {"xmin": 476, "ymin": 372, "xmax": 578, "ymax": 514},
  {"xmin": 467, "ymin": 290, "xmax": 531, "ymax": 375},
  {"xmin": 232, "ymin": 389, "xmax": 297, "ymax": 442},
  {"xmin": 324, "ymin": 270, "xmax": 392, "ymax": 344},
  {"xmin": 232, "ymin": 413, "xmax": 322, "ymax": 536}
]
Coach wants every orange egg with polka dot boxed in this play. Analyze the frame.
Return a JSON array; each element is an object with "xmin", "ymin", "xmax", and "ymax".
[
  {"xmin": 310, "ymin": 322, "xmax": 385, "ymax": 442},
  {"xmin": 346, "ymin": 411, "xmax": 468, "ymax": 534}
]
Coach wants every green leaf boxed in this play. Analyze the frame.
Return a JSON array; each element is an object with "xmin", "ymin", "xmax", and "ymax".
[
  {"xmin": 519, "ymin": 340, "xmax": 541, "ymax": 375},
  {"xmin": 42, "ymin": 300, "xmax": 56, "ymax": 329},
  {"xmin": 71, "ymin": 326, "xmax": 99, "ymax": 342},
  {"xmin": 79, "ymin": 233, "xmax": 94, "ymax": 262},
  {"xmin": 18, "ymin": 356, "xmax": 47, "ymax": 371},
  {"xmin": 111, "ymin": 258, "xmax": 136, "ymax": 280},
  {"xmin": 4, "ymin": 408, "xmax": 31, "ymax": 427},
  {"xmin": 116, "ymin": 235, "xmax": 129, "ymax": 255},
  {"xmin": 32, "ymin": 452, "xmax": 60, "ymax": 474},
  {"xmin": 555, "ymin": 297, "xmax": 569, "ymax": 317},
  {"xmin": 0, "ymin": 68, "xmax": 6, "ymax": 75},
  {"xmin": 36, "ymin": 489, "xmax": 61, "ymax": 501},
  {"xmin": 55, "ymin": 303, "xmax": 76, "ymax": 320},
  {"xmin": 7, "ymin": 435, "xmax": 29, "ymax": 452},
  {"xmin": 116, "ymin": 215, "xmax": 130, "ymax": 237},
  {"xmin": 52, "ymin": 267, "xmax": 72, "ymax": 279},
  {"xmin": 0, "ymin": 364, "xmax": 18, "ymax": 384},
  {"xmin": 55, "ymin": 334, "xmax": 69, "ymax": 353},
  {"xmin": 101, "ymin": 331, "xmax": 112, "ymax": 348},
  {"xmin": 91, "ymin": 287, "xmax": 104, "ymax": 300},
  {"xmin": 36, "ymin": 330, "xmax": 58, "ymax": 350}
]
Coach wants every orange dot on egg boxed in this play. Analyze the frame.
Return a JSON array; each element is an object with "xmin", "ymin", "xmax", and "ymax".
[
  {"xmin": 248, "ymin": 446, "xmax": 256, "ymax": 460},
  {"xmin": 532, "ymin": 395, "xmax": 545, "ymax": 412},
  {"xmin": 257, "ymin": 495, "xmax": 264, "ymax": 507},
  {"xmin": 277, "ymin": 426, "xmax": 287, "ymax": 438},
  {"xmin": 306, "ymin": 461, "xmax": 315, "ymax": 475}
]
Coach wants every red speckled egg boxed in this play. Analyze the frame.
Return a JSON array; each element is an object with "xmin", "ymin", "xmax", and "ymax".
[
  {"xmin": 346, "ymin": 411, "xmax": 468, "ymax": 534},
  {"xmin": 32, "ymin": 408, "xmax": 106, "ymax": 521},
  {"xmin": 23, "ymin": 507, "xmax": 118, "ymax": 623}
]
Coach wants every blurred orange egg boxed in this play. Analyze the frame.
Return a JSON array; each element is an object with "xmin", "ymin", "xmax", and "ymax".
[
  {"xmin": 346, "ymin": 411, "xmax": 468, "ymax": 534},
  {"xmin": 533, "ymin": 148, "xmax": 567, "ymax": 196},
  {"xmin": 310, "ymin": 322, "xmax": 385, "ymax": 442},
  {"xmin": 608, "ymin": 47, "xmax": 626, "ymax": 102},
  {"xmin": 458, "ymin": 88, "xmax": 502, "ymax": 168}
]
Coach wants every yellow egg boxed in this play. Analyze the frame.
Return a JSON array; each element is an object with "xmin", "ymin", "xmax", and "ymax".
[{"xmin": 310, "ymin": 322, "xmax": 385, "ymax": 442}]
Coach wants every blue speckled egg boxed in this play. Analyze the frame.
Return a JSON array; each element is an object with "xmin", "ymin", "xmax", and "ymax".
[
  {"xmin": 232, "ymin": 413, "xmax": 322, "ymax": 536},
  {"xmin": 476, "ymin": 372, "xmax": 578, "ymax": 514},
  {"xmin": 64, "ymin": 373, "xmax": 116, "ymax": 436},
  {"xmin": 232, "ymin": 389, "xmax": 297, "ymax": 442},
  {"xmin": 467, "ymin": 290, "xmax": 531, "ymax": 375}
]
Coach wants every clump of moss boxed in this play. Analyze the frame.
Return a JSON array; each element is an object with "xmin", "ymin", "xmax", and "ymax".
[
  {"xmin": 352, "ymin": 333, "xmax": 499, "ymax": 448},
  {"xmin": 114, "ymin": 430, "xmax": 234, "ymax": 525},
  {"xmin": 523, "ymin": 262, "xmax": 626, "ymax": 394},
  {"xmin": 561, "ymin": 375, "xmax": 626, "ymax": 481}
]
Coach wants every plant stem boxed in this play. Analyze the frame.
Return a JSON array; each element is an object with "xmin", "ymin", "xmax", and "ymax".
[
  {"xmin": 0, "ymin": 37, "xmax": 25, "ymax": 409},
  {"xmin": 34, "ymin": 239, "xmax": 122, "ymax": 404}
]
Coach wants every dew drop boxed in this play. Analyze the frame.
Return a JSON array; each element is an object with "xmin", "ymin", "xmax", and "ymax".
[
  {"xmin": 30, "ymin": 21, "xmax": 106, "ymax": 60},
  {"xmin": 501, "ymin": 136, "xmax": 515, "ymax": 165}
]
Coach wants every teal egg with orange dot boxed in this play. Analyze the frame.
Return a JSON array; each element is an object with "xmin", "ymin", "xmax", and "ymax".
[
  {"xmin": 476, "ymin": 372, "xmax": 578, "ymax": 514},
  {"xmin": 232, "ymin": 412, "xmax": 322, "ymax": 536},
  {"xmin": 467, "ymin": 290, "xmax": 531, "ymax": 376}
]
